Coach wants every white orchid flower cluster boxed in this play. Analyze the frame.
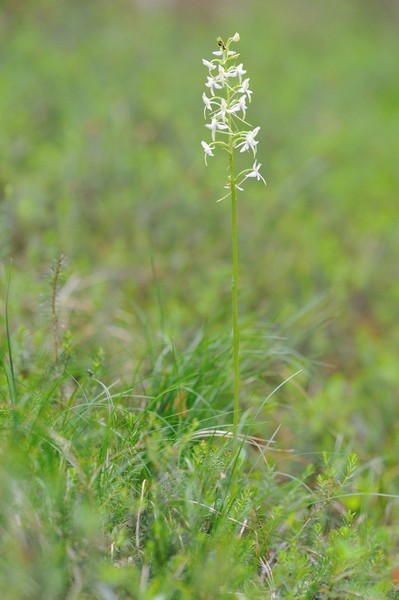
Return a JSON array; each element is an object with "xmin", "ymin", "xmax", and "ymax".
[{"xmin": 201, "ymin": 32, "xmax": 265, "ymax": 195}]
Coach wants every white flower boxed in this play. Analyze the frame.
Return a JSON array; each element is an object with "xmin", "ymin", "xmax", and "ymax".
[
  {"xmin": 205, "ymin": 75, "xmax": 222, "ymax": 96},
  {"xmin": 236, "ymin": 126, "xmax": 260, "ymax": 155},
  {"xmin": 232, "ymin": 32, "xmax": 240, "ymax": 42},
  {"xmin": 206, "ymin": 117, "xmax": 218, "ymax": 141},
  {"xmin": 245, "ymin": 160, "xmax": 266, "ymax": 184},
  {"xmin": 202, "ymin": 92, "xmax": 219, "ymax": 116},
  {"xmin": 212, "ymin": 49, "xmax": 235, "ymax": 56},
  {"xmin": 202, "ymin": 58, "xmax": 216, "ymax": 71},
  {"xmin": 216, "ymin": 98, "xmax": 228, "ymax": 123},
  {"xmin": 228, "ymin": 95, "xmax": 247, "ymax": 119},
  {"xmin": 233, "ymin": 63, "xmax": 247, "ymax": 83},
  {"xmin": 216, "ymin": 65, "xmax": 228, "ymax": 85},
  {"xmin": 201, "ymin": 140, "xmax": 214, "ymax": 164},
  {"xmin": 238, "ymin": 77, "xmax": 253, "ymax": 102},
  {"xmin": 206, "ymin": 117, "xmax": 229, "ymax": 141},
  {"xmin": 218, "ymin": 65, "xmax": 238, "ymax": 82}
]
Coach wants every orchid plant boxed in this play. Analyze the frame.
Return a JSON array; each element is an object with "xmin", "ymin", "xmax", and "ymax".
[{"xmin": 201, "ymin": 33, "xmax": 265, "ymax": 439}]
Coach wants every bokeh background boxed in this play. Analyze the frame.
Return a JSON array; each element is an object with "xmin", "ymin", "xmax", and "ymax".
[{"xmin": 1, "ymin": 0, "xmax": 399, "ymax": 469}]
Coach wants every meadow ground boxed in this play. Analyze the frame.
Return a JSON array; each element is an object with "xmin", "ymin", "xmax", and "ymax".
[{"xmin": 1, "ymin": 1, "xmax": 399, "ymax": 597}]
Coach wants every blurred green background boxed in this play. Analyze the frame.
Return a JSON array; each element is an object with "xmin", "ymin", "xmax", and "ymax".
[{"xmin": 1, "ymin": 0, "xmax": 399, "ymax": 465}]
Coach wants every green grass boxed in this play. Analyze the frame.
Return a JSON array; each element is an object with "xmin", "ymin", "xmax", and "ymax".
[{"xmin": 1, "ymin": 0, "xmax": 399, "ymax": 597}]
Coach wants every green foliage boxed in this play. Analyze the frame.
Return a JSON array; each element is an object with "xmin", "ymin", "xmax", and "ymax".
[
  {"xmin": 0, "ymin": 333, "xmax": 396, "ymax": 597},
  {"xmin": 1, "ymin": 0, "xmax": 399, "ymax": 597}
]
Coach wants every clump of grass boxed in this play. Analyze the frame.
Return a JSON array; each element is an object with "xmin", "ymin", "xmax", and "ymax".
[{"xmin": 0, "ymin": 310, "xmax": 395, "ymax": 597}]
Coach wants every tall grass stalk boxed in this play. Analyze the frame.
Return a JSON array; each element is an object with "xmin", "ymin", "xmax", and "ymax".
[
  {"xmin": 4, "ymin": 273, "xmax": 18, "ymax": 433},
  {"xmin": 47, "ymin": 254, "xmax": 66, "ymax": 365}
]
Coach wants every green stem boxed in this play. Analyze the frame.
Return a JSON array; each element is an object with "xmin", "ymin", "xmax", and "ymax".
[
  {"xmin": 228, "ymin": 146, "xmax": 240, "ymax": 441},
  {"xmin": 223, "ymin": 42, "xmax": 240, "ymax": 441}
]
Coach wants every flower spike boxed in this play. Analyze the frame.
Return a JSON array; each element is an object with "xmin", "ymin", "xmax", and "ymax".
[{"xmin": 201, "ymin": 33, "xmax": 265, "ymax": 191}]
